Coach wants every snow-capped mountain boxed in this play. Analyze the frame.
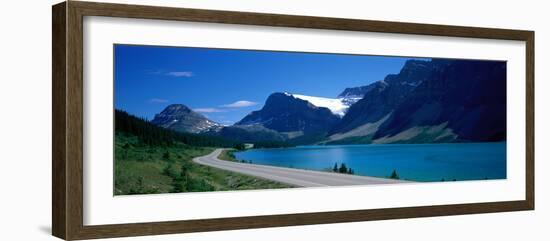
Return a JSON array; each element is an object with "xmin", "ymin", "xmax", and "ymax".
[
  {"xmin": 151, "ymin": 104, "xmax": 220, "ymax": 134},
  {"xmin": 329, "ymin": 59, "xmax": 506, "ymax": 144},
  {"xmin": 286, "ymin": 93, "xmax": 360, "ymax": 117}
]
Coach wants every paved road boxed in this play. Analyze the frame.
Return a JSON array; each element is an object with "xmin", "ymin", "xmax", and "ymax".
[{"xmin": 193, "ymin": 149, "xmax": 409, "ymax": 187}]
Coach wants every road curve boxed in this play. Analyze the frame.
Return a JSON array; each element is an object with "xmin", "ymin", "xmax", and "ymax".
[{"xmin": 192, "ymin": 149, "xmax": 409, "ymax": 187}]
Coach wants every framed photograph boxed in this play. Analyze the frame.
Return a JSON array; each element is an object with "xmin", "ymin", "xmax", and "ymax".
[{"xmin": 52, "ymin": 1, "xmax": 534, "ymax": 240}]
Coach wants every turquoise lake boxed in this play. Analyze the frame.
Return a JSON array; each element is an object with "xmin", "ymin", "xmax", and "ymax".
[{"xmin": 234, "ymin": 142, "xmax": 506, "ymax": 182}]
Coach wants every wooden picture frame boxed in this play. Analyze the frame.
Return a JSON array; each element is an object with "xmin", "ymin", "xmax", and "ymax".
[{"xmin": 52, "ymin": 1, "xmax": 534, "ymax": 240}]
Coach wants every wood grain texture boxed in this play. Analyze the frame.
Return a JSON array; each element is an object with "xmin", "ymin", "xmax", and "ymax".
[
  {"xmin": 525, "ymin": 32, "xmax": 535, "ymax": 209},
  {"xmin": 70, "ymin": 1, "xmax": 533, "ymax": 40},
  {"xmin": 66, "ymin": 2, "xmax": 85, "ymax": 240},
  {"xmin": 52, "ymin": 2, "xmax": 67, "ymax": 240},
  {"xmin": 51, "ymin": 1, "xmax": 535, "ymax": 240},
  {"xmin": 73, "ymin": 201, "xmax": 531, "ymax": 240}
]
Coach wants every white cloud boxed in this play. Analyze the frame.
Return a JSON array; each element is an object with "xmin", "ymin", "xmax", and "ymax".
[
  {"xmin": 193, "ymin": 108, "xmax": 226, "ymax": 113},
  {"xmin": 220, "ymin": 120, "xmax": 235, "ymax": 126},
  {"xmin": 149, "ymin": 98, "xmax": 169, "ymax": 103},
  {"xmin": 221, "ymin": 100, "xmax": 258, "ymax": 108},
  {"xmin": 166, "ymin": 71, "xmax": 194, "ymax": 77},
  {"xmin": 147, "ymin": 70, "xmax": 163, "ymax": 75},
  {"xmin": 193, "ymin": 100, "xmax": 257, "ymax": 114}
]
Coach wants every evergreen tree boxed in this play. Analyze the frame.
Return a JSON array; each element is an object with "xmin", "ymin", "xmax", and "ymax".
[
  {"xmin": 390, "ymin": 169, "xmax": 400, "ymax": 179},
  {"xmin": 234, "ymin": 143, "xmax": 246, "ymax": 150},
  {"xmin": 339, "ymin": 163, "xmax": 348, "ymax": 173},
  {"xmin": 115, "ymin": 109, "xmax": 236, "ymax": 148}
]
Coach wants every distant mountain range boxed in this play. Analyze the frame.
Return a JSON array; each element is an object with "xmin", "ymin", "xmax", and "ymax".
[{"xmin": 149, "ymin": 59, "xmax": 506, "ymax": 145}]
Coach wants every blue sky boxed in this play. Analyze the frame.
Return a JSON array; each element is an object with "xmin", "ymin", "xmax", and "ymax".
[{"xmin": 114, "ymin": 44, "xmax": 427, "ymax": 125}]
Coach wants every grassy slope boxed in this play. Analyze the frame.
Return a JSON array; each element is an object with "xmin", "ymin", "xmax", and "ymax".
[
  {"xmin": 115, "ymin": 134, "xmax": 291, "ymax": 195},
  {"xmin": 218, "ymin": 149, "xmax": 240, "ymax": 162}
]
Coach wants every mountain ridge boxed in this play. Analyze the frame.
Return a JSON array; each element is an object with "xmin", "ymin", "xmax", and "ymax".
[
  {"xmin": 236, "ymin": 92, "xmax": 340, "ymax": 136},
  {"xmin": 146, "ymin": 58, "xmax": 506, "ymax": 145}
]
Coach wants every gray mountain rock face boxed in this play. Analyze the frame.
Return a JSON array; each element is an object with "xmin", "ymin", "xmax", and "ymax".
[
  {"xmin": 332, "ymin": 59, "xmax": 506, "ymax": 143},
  {"xmin": 151, "ymin": 104, "xmax": 219, "ymax": 134},
  {"xmin": 236, "ymin": 92, "xmax": 340, "ymax": 135},
  {"xmin": 331, "ymin": 60, "xmax": 434, "ymax": 135}
]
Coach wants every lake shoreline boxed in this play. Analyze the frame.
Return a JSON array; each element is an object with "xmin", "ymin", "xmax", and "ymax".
[
  {"xmin": 193, "ymin": 149, "xmax": 409, "ymax": 187},
  {"xmin": 235, "ymin": 142, "xmax": 507, "ymax": 182}
]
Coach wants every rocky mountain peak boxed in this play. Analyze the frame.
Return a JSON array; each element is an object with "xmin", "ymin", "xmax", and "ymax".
[
  {"xmin": 151, "ymin": 104, "xmax": 219, "ymax": 134},
  {"xmin": 236, "ymin": 92, "xmax": 339, "ymax": 134},
  {"xmin": 159, "ymin": 104, "xmax": 192, "ymax": 114}
]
